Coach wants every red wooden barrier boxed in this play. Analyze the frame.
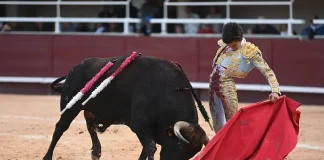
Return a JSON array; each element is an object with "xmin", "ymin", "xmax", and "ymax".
[
  {"xmin": 0, "ymin": 34, "xmax": 323, "ymax": 87},
  {"xmin": 52, "ymin": 35, "xmax": 126, "ymax": 76},
  {"xmin": 125, "ymin": 36, "xmax": 199, "ymax": 81},
  {"xmin": 272, "ymin": 39, "xmax": 324, "ymax": 87},
  {"xmin": 0, "ymin": 34, "xmax": 52, "ymax": 77}
]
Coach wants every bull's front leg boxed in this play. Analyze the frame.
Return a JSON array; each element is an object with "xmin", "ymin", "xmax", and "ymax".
[
  {"xmin": 43, "ymin": 107, "xmax": 81, "ymax": 160},
  {"xmin": 131, "ymin": 120, "xmax": 157, "ymax": 160},
  {"xmin": 138, "ymin": 148, "xmax": 147, "ymax": 160},
  {"xmin": 84, "ymin": 110, "xmax": 102, "ymax": 160},
  {"xmin": 131, "ymin": 97, "xmax": 157, "ymax": 160}
]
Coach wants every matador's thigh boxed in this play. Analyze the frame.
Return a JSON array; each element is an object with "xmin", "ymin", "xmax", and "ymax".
[
  {"xmin": 209, "ymin": 65, "xmax": 239, "ymax": 127},
  {"xmin": 216, "ymin": 76, "xmax": 239, "ymax": 121}
]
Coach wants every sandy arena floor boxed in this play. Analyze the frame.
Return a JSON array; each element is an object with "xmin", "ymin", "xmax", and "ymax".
[{"xmin": 0, "ymin": 94, "xmax": 324, "ymax": 160}]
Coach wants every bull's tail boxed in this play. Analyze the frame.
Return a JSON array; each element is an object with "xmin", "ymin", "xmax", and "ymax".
[
  {"xmin": 173, "ymin": 62, "xmax": 213, "ymax": 131},
  {"xmin": 50, "ymin": 75, "xmax": 67, "ymax": 93},
  {"xmin": 173, "ymin": 62, "xmax": 202, "ymax": 105}
]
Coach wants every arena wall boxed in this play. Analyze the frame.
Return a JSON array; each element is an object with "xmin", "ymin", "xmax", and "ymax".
[{"xmin": 0, "ymin": 34, "xmax": 323, "ymax": 105}]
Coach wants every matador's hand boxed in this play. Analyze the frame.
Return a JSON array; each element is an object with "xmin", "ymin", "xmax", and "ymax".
[{"xmin": 269, "ymin": 92, "xmax": 280, "ymax": 102}]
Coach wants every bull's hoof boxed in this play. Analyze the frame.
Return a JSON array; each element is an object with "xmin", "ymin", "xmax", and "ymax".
[{"xmin": 91, "ymin": 152, "xmax": 100, "ymax": 160}]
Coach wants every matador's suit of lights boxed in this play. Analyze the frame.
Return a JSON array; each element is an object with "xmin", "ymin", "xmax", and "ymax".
[{"xmin": 209, "ymin": 22, "xmax": 281, "ymax": 133}]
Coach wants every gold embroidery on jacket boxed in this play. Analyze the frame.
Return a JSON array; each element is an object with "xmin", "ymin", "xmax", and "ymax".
[{"xmin": 251, "ymin": 53, "xmax": 281, "ymax": 94}]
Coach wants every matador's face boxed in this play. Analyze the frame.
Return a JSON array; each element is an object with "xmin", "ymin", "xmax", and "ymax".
[{"xmin": 228, "ymin": 40, "xmax": 242, "ymax": 51}]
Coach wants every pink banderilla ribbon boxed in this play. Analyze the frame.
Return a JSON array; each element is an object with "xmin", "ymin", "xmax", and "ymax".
[
  {"xmin": 60, "ymin": 61, "xmax": 114, "ymax": 115},
  {"xmin": 81, "ymin": 51, "xmax": 138, "ymax": 106}
]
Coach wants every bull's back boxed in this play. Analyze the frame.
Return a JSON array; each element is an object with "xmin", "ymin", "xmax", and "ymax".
[{"xmin": 62, "ymin": 56, "xmax": 196, "ymax": 125}]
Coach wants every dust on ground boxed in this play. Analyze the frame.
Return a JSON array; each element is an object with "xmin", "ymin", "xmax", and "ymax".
[{"xmin": 0, "ymin": 94, "xmax": 323, "ymax": 160}]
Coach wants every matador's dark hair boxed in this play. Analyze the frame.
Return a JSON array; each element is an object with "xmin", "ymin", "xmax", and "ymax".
[{"xmin": 222, "ymin": 22, "xmax": 243, "ymax": 44}]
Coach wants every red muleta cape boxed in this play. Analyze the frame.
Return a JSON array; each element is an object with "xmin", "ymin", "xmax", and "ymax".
[{"xmin": 194, "ymin": 95, "xmax": 301, "ymax": 160}]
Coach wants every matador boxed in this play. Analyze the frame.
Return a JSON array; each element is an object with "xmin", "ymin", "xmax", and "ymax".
[{"xmin": 209, "ymin": 22, "xmax": 281, "ymax": 133}]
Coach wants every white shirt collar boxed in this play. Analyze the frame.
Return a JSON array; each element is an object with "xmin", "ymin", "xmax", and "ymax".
[{"xmin": 241, "ymin": 37, "xmax": 247, "ymax": 45}]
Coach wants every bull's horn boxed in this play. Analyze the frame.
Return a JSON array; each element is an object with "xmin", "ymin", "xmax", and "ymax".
[{"xmin": 173, "ymin": 121, "xmax": 190, "ymax": 144}]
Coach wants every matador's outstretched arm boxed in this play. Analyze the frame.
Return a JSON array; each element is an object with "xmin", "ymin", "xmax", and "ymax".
[{"xmin": 251, "ymin": 53, "xmax": 281, "ymax": 95}]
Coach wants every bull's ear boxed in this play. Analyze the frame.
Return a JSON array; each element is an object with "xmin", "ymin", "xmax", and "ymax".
[{"xmin": 166, "ymin": 126, "xmax": 173, "ymax": 136}]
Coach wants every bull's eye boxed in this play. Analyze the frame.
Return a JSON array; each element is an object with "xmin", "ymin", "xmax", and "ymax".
[{"xmin": 98, "ymin": 124, "xmax": 103, "ymax": 127}]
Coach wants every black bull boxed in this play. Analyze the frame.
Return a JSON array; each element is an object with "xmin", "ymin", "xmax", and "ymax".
[{"xmin": 43, "ymin": 55, "xmax": 210, "ymax": 160}]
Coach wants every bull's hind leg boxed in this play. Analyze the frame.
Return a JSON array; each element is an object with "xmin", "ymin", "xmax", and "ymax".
[
  {"xmin": 43, "ymin": 107, "xmax": 81, "ymax": 160},
  {"xmin": 84, "ymin": 110, "xmax": 102, "ymax": 160}
]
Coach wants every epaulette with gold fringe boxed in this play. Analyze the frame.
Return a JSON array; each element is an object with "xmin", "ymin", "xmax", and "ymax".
[{"xmin": 241, "ymin": 42, "xmax": 261, "ymax": 59}]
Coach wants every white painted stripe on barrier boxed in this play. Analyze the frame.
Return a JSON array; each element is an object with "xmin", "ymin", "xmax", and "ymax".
[
  {"xmin": 191, "ymin": 82, "xmax": 324, "ymax": 94},
  {"xmin": 296, "ymin": 144, "xmax": 324, "ymax": 151},
  {"xmin": 0, "ymin": 76, "xmax": 324, "ymax": 94},
  {"xmin": 0, "ymin": 76, "xmax": 60, "ymax": 83}
]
